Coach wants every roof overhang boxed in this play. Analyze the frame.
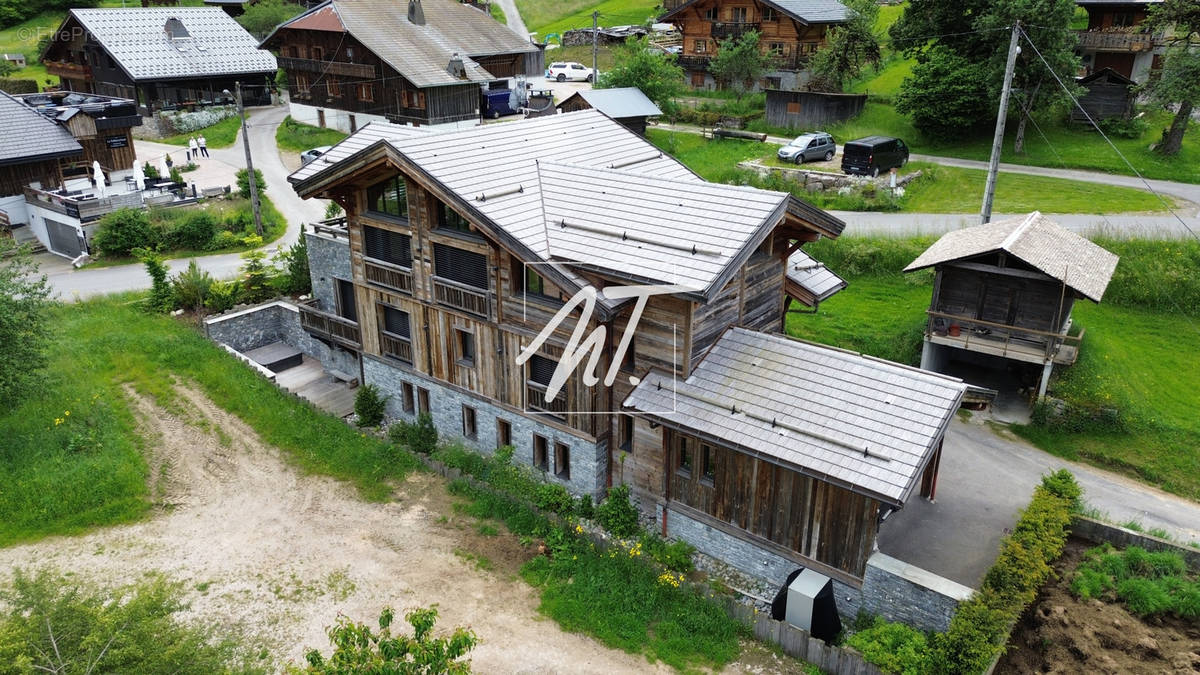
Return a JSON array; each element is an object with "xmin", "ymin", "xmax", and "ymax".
[{"xmin": 660, "ymin": 0, "xmax": 814, "ymax": 26}]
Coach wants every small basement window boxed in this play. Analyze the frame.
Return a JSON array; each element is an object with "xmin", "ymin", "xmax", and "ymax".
[
  {"xmin": 533, "ymin": 434, "xmax": 549, "ymax": 471},
  {"xmin": 496, "ymin": 418, "xmax": 511, "ymax": 449},
  {"xmin": 462, "ymin": 405, "xmax": 477, "ymax": 439},
  {"xmin": 417, "ymin": 388, "xmax": 430, "ymax": 415},
  {"xmin": 554, "ymin": 442, "xmax": 570, "ymax": 480},
  {"xmin": 402, "ymin": 382, "xmax": 415, "ymax": 414}
]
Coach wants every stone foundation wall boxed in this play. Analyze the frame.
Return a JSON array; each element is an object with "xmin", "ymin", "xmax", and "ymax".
[
  {"xmin": 738, "ymin": 159, "xmax": 922, "ymax": 194},
  {"xmin": 204, "ymin": 300, "xmax": 359, "ymax": 378},
  {"xmin": 658, "ymin": 504, "xmax": 972, "ymax": 632},
  {"xmin": 362, "ymin": 355, "xmax": 607, "ymax": 498},
  {"xmin": 306, "ymin": 230, "xmax": 352, "ymax": 314}
]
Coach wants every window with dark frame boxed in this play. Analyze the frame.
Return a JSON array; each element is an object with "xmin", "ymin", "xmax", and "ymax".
[
  {"xmin": 335, "ymin": 278, "xmax": 358, "ymax": 322},
  {"xmin": 432, "ymin": 244, "xmax": 488, "ymax": 290},
  {"xmin": 462, "ymin": 405, "xmax": 477, "ymax": 439},
  {"xmin": 763, "ymin": 7, "xmax": 777, "ymax": 21},
  {"xmin": 527, "ymin": 354, "xmax": 556, "ymax": 386},
  {"xmin": 358, "ymin": 82, "xmax": 374, "ymax": 102},
  {"xmin": 456, "ymin": 329, "xmax": 475, "ymax": 366},
  {"xmin": 554, "ymin": 442, "xmax": 570, "ymax": 480},
  {"xmin": 731, "ymin": 6, "xmax": 747, "ymax": 22},
  {"xmin": 694, "ymin": 39, "xmax": 707, "ymax": 53},
  {"xmin": 533, "ymin": 434, "xmax": 549, "ymax": 471},
  {"xmin": 619, "ymin": 414, "xmax": 633, "ymax": 453},
  {"xmin": 701, "ymin": 444, "xmax": 715, "ymax": 484},
  {"xmin": 437, "ymin": 202, "xmax": 472, "ymax": 234},
  {"xmin": 365, "ymin": 178, "xmax": 409, "ymax": 220},
  {"xmin": 704, "ymin": 6, "xmax": 717, "ymax": 20},
  {"xmin": 676, "ymin": 435, "xmax": 692, "ymax": 476},
  {"xmin": 417, "ymin": 388, "xmax": 430, "ymax": 414},
  {"xmin": 381, "ymin": 306, "xmax": 410, "ymax": 338},
  {"xmin": 496, "ymin": 418, "xmax": 511, "ymax": 448},
  {"xmin": 326, "ymin": 76, "xmax": 340, "ymax": 97},
  {"xmin": 402, "ymin": 383, "xmax": 415, "ymax": 413},
  {"xmin": 513, "ymin": 262, "xmax": 562, "ymax": 303}
]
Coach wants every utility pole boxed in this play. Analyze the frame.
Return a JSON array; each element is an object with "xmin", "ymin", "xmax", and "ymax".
[
  {"xmin": 592, "ymin": 11, "xmax": 599, "ymax": 85},
  {"xmin": 981, "ymin": 21, "xmax": 1021, "ymax": 225},
  {"xmin": 235, "ymin": 81, "xmax": 263, "ymax": 237}
]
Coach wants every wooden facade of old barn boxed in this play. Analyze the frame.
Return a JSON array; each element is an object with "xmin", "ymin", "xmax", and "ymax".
[
  {"xmin": 765, "ymin": 90, "xmax": 866, "ymax": 129},
  {"xmin": 1071, "ymin": 68, "xmax": 1135, "ymax": 124}
]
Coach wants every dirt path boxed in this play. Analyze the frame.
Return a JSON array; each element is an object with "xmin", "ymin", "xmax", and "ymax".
[{"xmin": 0, "ymin": 384, "xmax": 670, "ymax": 673}]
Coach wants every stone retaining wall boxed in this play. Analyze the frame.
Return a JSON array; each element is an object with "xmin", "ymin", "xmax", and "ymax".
[
  {"xmin": 203, "ymin": 300, "xmax": 359, "ymax": 378},
  {"xmin": 738, "ymin": 159, "xmax": 922, "ymax": 193},
  {"xmin": 1072, "ymin": 515, "xmax": 1200, "ymax": 569}
]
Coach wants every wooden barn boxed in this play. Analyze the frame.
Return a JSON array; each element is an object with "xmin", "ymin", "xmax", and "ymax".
[
  {"xmin": 1071, "ymin": 68, "xmax": 1135, "ymax": 124},
  {"xmin": 765, "ymin": 89, "xmax": 866, "ymax": 130},
  {"xmin": 557, "ymin": 87, "xmax": 662, "ymax": 136},
  {"xmin": 905, "ymin": 212, "xmax": 1119, "ymax": 398}
]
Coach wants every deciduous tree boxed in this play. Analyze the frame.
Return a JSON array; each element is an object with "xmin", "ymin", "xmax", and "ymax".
[
  {"xmin": 597, "ymin": 36, "xmax": 684, "ymax": 114},
  {"xmin": 1141, "ymin": 0, "xmax": 1200, "ymax": 155},
  {"xmin": 0, "ymin": 238, "xmax": 51, "ymax": 407},
  {"xmin": 809, "ymin": 0, "xmax": 881, "ymax": 93},
  {"xmin": 236, "ymin": 0, "xmax": 304, "ymax": 39},
  {"xmin": 303, "ymin": 606, "xmax": 477, "ymax": 674},
  {"xmin": 708, "ymin": 31, "xmax": 772, "ymax": 99}
]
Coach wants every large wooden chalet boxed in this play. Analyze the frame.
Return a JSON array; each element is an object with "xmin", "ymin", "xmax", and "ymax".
[
  {"xmin": 660, "ymin": 0, "xmax": 849, "ymax": 90},
  {"xmin": 905, "ymin": 212, "xmax": 1119, "ymax": 398},
  {"xmin": 1074, "ymin": 0, "xmax": 1166, "ymax": 83},
  {"xmin": 261, "ymin": 0, "xmax": 541, "ymax": 132},
  {"xmin": 286, "ymin": 110, "xmax": 965, "ymax": 588},
  {"xmin": 42, "ymin": 7, "xmax": 277, "ymax": 115}
]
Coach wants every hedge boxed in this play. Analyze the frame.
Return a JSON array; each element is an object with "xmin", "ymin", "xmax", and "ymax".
[
  {"xmin": 0, "ymin": 78, "xmax": 38, "ymax": 94},
  {"xmin": 928, "ymin": 470, "xmax": 1080, "ymax": 673}
]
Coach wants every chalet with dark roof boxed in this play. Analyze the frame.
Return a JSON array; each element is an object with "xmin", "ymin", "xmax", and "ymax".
[
  {"xmin": 261, "ymin": 0, "xmax": 542, "ymax": 132},
  {"xmin": 42, "ymin": 7, "xmax": 277, "ymax": 114}
]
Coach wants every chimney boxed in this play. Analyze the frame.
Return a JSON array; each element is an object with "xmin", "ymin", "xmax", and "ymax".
[
  {"xmin": 408, "ymin": 0, "xmax": 425, "ymax": 25},
  {"xmin": 447, "ymin": 53, "xmax": 465, "ymax": 78}
]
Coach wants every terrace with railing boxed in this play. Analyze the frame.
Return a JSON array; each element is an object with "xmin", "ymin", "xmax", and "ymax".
[
  {"xmin": 925, "ymin": 310, "xmax": 1082, "ymax": 366},
  {"xmin": 278, "ymin": 56, "xmax": 376, "ymax": 79},
  {"xmin": 1075, "ymin": 29, "xmax": 1162, "ymax": 52},
  {"xmin": 710, "ymin": 21, "xmax": 760, "ymax": 40},
  {"xmin": 365, "ymin": 258, "xmax": 414, "ymax": 294},
  {"xmin": 23, "ymin": 184, "xmax": 144, "ymax": 223},
  {"xmin": 527, "ymin": 382, "xmax": 568, "ymax": 418},
  {"xmin": 380, "ymin": 331, "xmax": 414, "ymax": 364},
  {"xmin": 298, "ymin": 299, "xmax": 361, "ymax": 350}
]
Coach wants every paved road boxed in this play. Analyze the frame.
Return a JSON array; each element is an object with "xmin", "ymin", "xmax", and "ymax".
[
  {"xmin": 42, "ymin": 104, "xmax": 326, "ymax": 300},
  {"xmin": 493, "ymin": 0, "xmax": 529, "ymax": 42},
  {"xmin": 878, "ymin": 419, "xmax": 1200, "ymax": 588}
]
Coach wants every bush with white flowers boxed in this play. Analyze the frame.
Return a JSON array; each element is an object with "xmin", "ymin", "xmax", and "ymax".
[{"xmin": 159, "ymin": 106, "xmax": 237, "ymax": 134}]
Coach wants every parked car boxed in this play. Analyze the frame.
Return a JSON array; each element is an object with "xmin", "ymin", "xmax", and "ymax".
[
  {"xmin": 300, "ymin": 145, "xmax": 333, "ymax": 165},
  {"xmin": 777, "ymin": 132, "xmax": 836, "ymax": 164},
  {"xmin": 546, "ymin": 61, "xmax": 594, "ymax": 82},
  {"xmin": 840, "ymin": 136, "xmax": 909, "ymax": 177}
]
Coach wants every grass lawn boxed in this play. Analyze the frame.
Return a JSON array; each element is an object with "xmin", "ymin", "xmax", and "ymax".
[
  {"xmin": 159, "ymin": 114, "xmax": 243, "ymax": 149},
  {"xmin": 490, "ymin": 1, "xmax": 507, "ymax": 24},
  {"xmin": 786, "ymin": 236, "xmax": 1200, "ymax": 502},
  {"xmin": 545, "ymin": 44, "xmax": 617, "ymax": 72},
  {"xmin": 648, "ymin": 130, "xmax": 1172, "ymax": 214},
  {"xmin": 0, "ymin": 294, "xmax": 419, "ymax": 547},
  {"xmin": 274, "ymin": 115, "xmax": 349, "ymax": 153},
  {"xmin": 520, "ymin": 0, "xmax": 659, "ymax": 36}
]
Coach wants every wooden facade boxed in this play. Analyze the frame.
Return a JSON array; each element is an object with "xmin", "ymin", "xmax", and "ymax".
[
  {"xmin": 0, "ymin": 160, "xmax": 65, "ymax": 198},
  {"xmin": 664, "ymin": 0, "xmax": 837, "ymax": 86}
]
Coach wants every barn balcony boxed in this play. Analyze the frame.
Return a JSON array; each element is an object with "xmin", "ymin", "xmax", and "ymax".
[
  {"xmin": 379, "ymin": 330, "xmax": 413, "ymax": 364},
  {"xmin": 710, "ymin": 21, "xmax": 760, "ymax": 40},
  {"xmin": 526, "ymin": 382, "xmax": 567, "ymax": 419},
  {"xmin": 769, "ymin": 53, "xmax": 812, "ymax": 71},
  {"xmin": 44, "ymin": 60, "xmax": 91, "ymax": 79},
  {"xmin": 277, "ymin": 56, "xmax": 376, "ymax": 79},
  {"xmin": 298, "ymin": 299, "xmax": 361, "ymax": 350},
  {"xmin": 1075, "ymin": 29, "xmax": 1162, "ymax": 52},
  {"xmin": 924, "ymin": 310, "xmax": 1082, "ymax": 366}
]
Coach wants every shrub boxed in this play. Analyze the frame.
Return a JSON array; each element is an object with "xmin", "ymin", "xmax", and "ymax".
[
  {"xmin": 396, "ymin": 412, "xmax": 439, "ymax": 454},
  {"xmin": 159, "ymin": 105, "xmax": 236, "ymax": 134},
  {"xmin": 236, "ymin": 168, "xmax": 266, "ymax": 199},
  {"xmin": 575, "ymin": 494, "xmax": 595, "ymax": 520},
  {"xmin": 165, "ymin": 211, "xmax": 218, "ymax": 250},
  {"xmin": 1040, "ymin": 469, "xmax": 1082, "ymax": 510},
  {"xmin": 1097, "ymin": 116, "xmax": 1148, "ymax": 139},
  {"xmin": 302, "ymin": 605, "xmax": 477, "ymax": 673},
  {"xmin": 93, "ymin": 208, "xmax": 157, "ymax": 257},
  {"xmin": 205, "ymin": 280, "xmax": 241, "ymax": 313},
  {"xmin": 169, "ymin": 167, "xmax": 184, "ymax": 184},
  {"xmin": 639, "ymin": 532, "xmax": 696, "ymax": 574},
  {"xmin": 273, "ymin": 235, "xmax": 311, "ymax": 295},
  {"xmin": 0, "ymin": 78, "xmax": 37, "ymax": 94},
  {"xmin": 208, "ymin": 230, "xmax": 242, "ymax": 250},
  {"xmin": 595, "ymin": 484, "xmax": 640, "ymax": 538},
  {"xmin": 846, "ymin": 616, "xmax": 931, "ymax": 675},
  {"xmin": 137, "ymin": 249, "xmax": 175, "ymax": 313},
  {"xmin": 534, "ymin": 483, "xmax": 572, "ymax": 514},
  {"xmin": 354, "ymin": 384, "xmax": 387, "ymax": 427},
  {"xmin": 324, "ymin": 201, "xmax": 344, "ymax": 219},
  {"xmin": 238, "ymin": 249, "xmax": 275, "ymax": 303},
  {"xmin": 172, "ymin": 259, "xmax": 214, "ymax": 313}
]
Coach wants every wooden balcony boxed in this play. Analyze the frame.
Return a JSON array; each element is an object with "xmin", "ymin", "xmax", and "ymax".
[
  {"xmin": 661, "ymin": 0, "xmax": 687, "ymax": 10},
  {"xmin": 299, "ymin": 301, "xmax": 361, "ymax": 350},
  {"xmin": 380, "ymin": 331, "xmax": 413, "ymax": 364},
  {"xmin": 278, "ymin": 56, "xmax": 376, "ymax": 79},
  {"xmin": 769, "ymin": 53, "xmax": 811, "ymax": 71},
  {"xmin": 925, "ymin": 310, "xmax": 1082, "ymax": 366},
  {"xmin": 677, "ymin": 54, "xmax": 711, "ymax": 71},
  {"xmin": 710, "ymin": 21, "xmax": 760, "ymax": 41},
  {"xmin": 364, "ymin": 258, "xmax": 413, "ymax": 294},
  {"xmin": 44, "ymin": 60, "xmax": 91, "ymax": 79},
  {"xmin": 1075, "ymin": 30, "xmax": 1160, "ymax": 52},
  {"xmin": 527, "ymin": 382, "xmax": 567, "ymax": 418},
  {"xmin": 309, "ymin": 217, "xmax": 348, "ymax": 241},
  {"xmin": 433, "ymin": 276, "xmax": 489, "ymax": 317},
  {"xmin": 23, "ymin": 186, "xmax": 143, "ymax": 223}
]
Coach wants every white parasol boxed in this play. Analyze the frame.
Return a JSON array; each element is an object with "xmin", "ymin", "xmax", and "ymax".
[
  {"xmin": 158, "ymin": 155, "xmax": 171, "ymax": 182},
  {"xmin": 132, "ymin": 159, "xmax": 145, "ymax": 191},
  {"xmin": 92, "ymin": 160, "xmax": 106, "ymax": 198}
]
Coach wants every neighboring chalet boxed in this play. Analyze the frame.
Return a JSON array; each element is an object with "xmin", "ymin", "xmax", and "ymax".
[
  {"xmin": 1071, "ymin": 68, "xmax": 1136, "ymax": 123},
  {"xmin": 42, "ymin": 7, "xmax": 277, "ymax": 115},
  {"xmin": 261, "ymin": 0, "xmax": 542, "ymax": 132},
  {"xmin": 905, "ymin": 212, "xmax": 1119, "ymax": 398},
  {"xmin": 1075, "ymin": 0, "xmax": 1165, "ymax": 83},
  {"xmin": 660, "ymin": 0, "xmax": 849, "ymax": 90},
  {"xmin": 557, "ymin": 87, "xmax": 662, "ymax": 136},
  {"xmin": 283, "ymin": 110, "xmax": 965, "ymax": 594},
  {"xmin": 1, "ymin": 90, "xmax": 143, "ymax": 258}
]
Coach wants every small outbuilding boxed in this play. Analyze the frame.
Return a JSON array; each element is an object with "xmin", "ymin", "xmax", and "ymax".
[
  {"xmin": 557, "ymin": 87, "xmax": 662, "ymax": 136},
  {"xmin": 904, "ymin": 212, "xmax": 1119, "ymax": 398},
  {"xmin": 785, "ymin": 249, "xmax": 846, "ymax": 310},
  {"xmin": 1071, "ymin": 68, "xmax": 1135, "ymax": 124},
  {"xmin": 2, "ymin": 53, "xmax": 26, "ymax": 68}
]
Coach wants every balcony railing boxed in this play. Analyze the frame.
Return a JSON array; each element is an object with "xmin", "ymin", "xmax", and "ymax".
[
  {"xmin": 926, "ymin": 310, "xmax": 1084, "ymax": 365},
  {"xmin": 711, "ymin": 21, "xmax": 760, "ymax": 40},
  {"xmin": 677, "ymin": 54, "xmax": 711, "ymax": 71},
  {"xmin": 527, "ymin": 382, "xmax": 568, "ymax": 418},
  {"xmin": 769, "ymin": 53, "xmax": 811, "ymax": 71},
  {"xmin": 380, "ymin": 332, "xmax": 413, "ymax": 364},
  {"xmin": 44, "ymin": 60, "xmax": 91, "ymax": 78},
  {"xmin": 1075, "ymin": 30, "xmax": 1161, "ymax": 52},
  {"xmin": 23, "ymin": 186, "xmax": 144, "ymax": 223},
  {"xmin": 278, "ymin": 56, "xmax": 376, "ymax": 79},
  {"xmin": 299, "ymin": 301, "xmax": 361, "ymax": 350},
  {"xmin": 433, "ymin": 276, "xmax": 489, "ymax": 317},
  {"xmin": 364, "ymin": 258, "xmax": 413, "ymax": 294},
  {"xmin": 308, "ymin": 216, "xmax": 348, "ymax": 241}
]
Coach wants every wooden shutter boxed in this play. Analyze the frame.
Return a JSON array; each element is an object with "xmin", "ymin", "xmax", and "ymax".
[
  {"xmin": 433, "ymin": 244, "xmax": 488, "ymax": 289},
  {"xmin": 382, "ymin": 306, "xmax": 410, "ymax": 337},
  {"xmin": 528, "ymin": 354, "xmax": 556, "ymax": 385},
  {"xmin": 363, "ymin": 225, "xmax": 412, "ymax": 267}
]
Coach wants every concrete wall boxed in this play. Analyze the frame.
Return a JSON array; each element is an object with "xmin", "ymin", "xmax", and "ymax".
[
  {"xmin": 363, "ymin": 355, "xmax": 607, "ymax": 498},
  {"xmin": 204, "ymin": 300, "xmax": 360, "ymax": 378},
  {"xmin": 660, "ymin": 504, "xmax": 972, "ymax": 632},
  {"xmin": 1073, "ymin": 516, "xmax": 1200, "ymax": 570}
]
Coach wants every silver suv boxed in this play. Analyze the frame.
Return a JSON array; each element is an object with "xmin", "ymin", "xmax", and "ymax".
[{"xmin": 777, "ymin": 133, "xmax": 836, "ymax": 164}]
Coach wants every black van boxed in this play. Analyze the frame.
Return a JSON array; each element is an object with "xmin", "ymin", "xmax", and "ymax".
[{"xmin": 841, "ymin": 136, "xmax": 909, "ymax": 176}]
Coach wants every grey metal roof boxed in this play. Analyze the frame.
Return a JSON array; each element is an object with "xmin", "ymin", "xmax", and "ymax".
[
  {"xmin": 288, "ymin": 120, "xmax": 432, "ymax": 182},
  {"xmin": 624, "ymin": 328, "xmax": 965, "ymax": 505},
  {"xmin": 0, "ymin": 90, "xmax": 82, "ymax": 167},
  {"xmin": 787, "ymin": 249, "xmax": 846, "ymax": 302},
  {"xmin": 903, "ymin": 212, "xmax": 1119, "ymax": 303},
  {"xmin": 272, "ymin": 0, "xmax": 537, "ymax": 89},
  {"xmin": 563, "ymin": 87, "xmax": 663, "ymax": 118},
  {"xmin": 67, "ymin": 8, "xmax": 276, "ymax": 81}
]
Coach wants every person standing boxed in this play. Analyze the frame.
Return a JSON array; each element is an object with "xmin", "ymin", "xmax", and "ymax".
[
  {"xmin": 198, "ymin": 134, "xmax": 209, "ymax": 158},
  {"xmin": 188, "ymin": 136, "xmax": 199, "ymax": 162}
]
